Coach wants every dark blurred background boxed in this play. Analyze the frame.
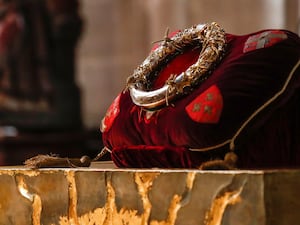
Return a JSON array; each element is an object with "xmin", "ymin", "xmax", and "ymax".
[{"xmin": 0, "ymin": 0, "xmax": 299, "ymax": 165}]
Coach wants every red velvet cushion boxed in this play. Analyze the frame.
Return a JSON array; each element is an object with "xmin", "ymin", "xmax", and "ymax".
[{"xmin": 101, "ymin": 29, "xmax": 300, "ymax": 169}]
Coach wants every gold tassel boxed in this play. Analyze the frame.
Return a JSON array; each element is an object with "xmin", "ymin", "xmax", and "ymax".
[
  {"xmin": 24, "ymin": 147, "xmax": 111, "ymax": 169},
  {"xmin": 199, "ymin": 151, "xmax": 238, "ymax": 170},
  {"xmin": 24, "ymin": 154, "xmax": 91, "ymax": 169}
]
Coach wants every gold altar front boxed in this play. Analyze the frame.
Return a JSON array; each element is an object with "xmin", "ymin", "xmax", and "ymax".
[{"xmin": 0, "ymin": 166, "xmax": 299, "ymax": 225}]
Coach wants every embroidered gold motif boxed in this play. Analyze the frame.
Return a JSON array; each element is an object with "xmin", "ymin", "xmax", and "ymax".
[
  {"xmin": 206, "ymin": 93, "xmax": 213, "ymax": 101},
  {"xmin": 204, "ymin": 105, "xmax": 212, "ymax": 114},
  {"xmin": 192, "ymin": 103, "xmax": 201, "ymax": 112}
]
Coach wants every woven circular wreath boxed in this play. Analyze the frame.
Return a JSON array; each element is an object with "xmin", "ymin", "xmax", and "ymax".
[{"xmin": 126, "ymin": 22, "xmax": 226, "ymax": 109}]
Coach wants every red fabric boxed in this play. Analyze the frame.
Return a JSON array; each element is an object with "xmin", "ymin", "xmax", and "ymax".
[
  {"xmin": 185, "ymin": 84, "xmax": 223, "ymax": 123},
  {"xmin": 102, "ymin": 29, "xmax": 300, "ymax": 169},
  {"xmin": 101, "ymin": 93, "xmax": 121, "ymax": 132},
  {"xmin": 111, "ymin": 145, "xmax": 194, "ymax": 168}
]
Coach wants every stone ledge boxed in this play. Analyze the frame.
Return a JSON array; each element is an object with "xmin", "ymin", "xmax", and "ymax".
[{"xmin": 0, "ymin": 167, "xmax": 299, "ymax": 225}]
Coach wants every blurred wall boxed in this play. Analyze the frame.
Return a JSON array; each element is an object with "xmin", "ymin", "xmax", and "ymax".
[{"xmin": 77, "ymin": 0, "xmax": 299, "ymax": 128}]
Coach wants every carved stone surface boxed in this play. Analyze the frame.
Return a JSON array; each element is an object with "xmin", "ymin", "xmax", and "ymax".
[{"xmin": 0, "ymin": 167, "xmax": 299, "ymax": 225}]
